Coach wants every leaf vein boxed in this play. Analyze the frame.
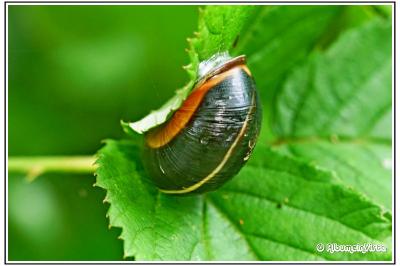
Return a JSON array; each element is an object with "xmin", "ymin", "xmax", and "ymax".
[
  {"xmin": 222, "ymin": 188, "xmax": 385, "ymax": 240},
  {"xmin": 208, "ymin": 196, "xmax": 327, "ymax": 260},
  {"xmin": 206, "ymin": 197, "xmax": 262, "ymax": 260}
]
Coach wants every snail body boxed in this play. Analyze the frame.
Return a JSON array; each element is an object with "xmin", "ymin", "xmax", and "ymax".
[{"xmin": 143, "ymin": 53, "xmax": 262, "ymax": 195}]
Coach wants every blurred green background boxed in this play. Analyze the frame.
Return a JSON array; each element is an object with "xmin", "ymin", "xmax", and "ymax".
[{"xmin": 8, "ymin": 5, "xmax": 198, "ymax": 260}]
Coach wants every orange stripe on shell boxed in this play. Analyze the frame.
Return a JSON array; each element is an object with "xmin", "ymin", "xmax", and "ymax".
[{"xmin": 145, "ymin": 65, "xmax": 251, "ymax": 148}]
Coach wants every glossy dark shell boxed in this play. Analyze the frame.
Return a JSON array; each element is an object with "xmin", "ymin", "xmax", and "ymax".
[{"xmin": 143, "ymin": 63, "xmax": 262, "ymax": 195}]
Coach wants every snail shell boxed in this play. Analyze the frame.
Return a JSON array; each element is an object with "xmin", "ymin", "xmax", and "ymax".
[{"xmin": 143, "ymin": 53, "xmax": 262, "ymax": 195}]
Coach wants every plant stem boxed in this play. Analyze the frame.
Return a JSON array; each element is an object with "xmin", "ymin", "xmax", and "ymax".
[{"xmin": 8, "ymin": 156, "xmax": 97, "ymax": 182}]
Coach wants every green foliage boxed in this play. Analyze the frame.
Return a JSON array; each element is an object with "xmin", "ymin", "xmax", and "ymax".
[
  {"xmin": 273, "ymin": 19, "xmax": 392, "ymax": 210},
  {"xmin": 236, "ymin": 6, "xmax": 341, "ymax": 103},
  {"xmin": 96, "ymin": 5, "xmax": 393, "ymax": 261}
]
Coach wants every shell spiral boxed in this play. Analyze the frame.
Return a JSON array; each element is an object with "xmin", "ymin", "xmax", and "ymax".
[{"xmin": 143, "ymin": 54, "xmax": 262, "ymax": 195}]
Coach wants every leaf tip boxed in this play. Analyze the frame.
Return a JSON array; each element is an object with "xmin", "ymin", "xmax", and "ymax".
[{"xmin": 121, "ymin": 120, "xmax": 142, "ymax": 135}]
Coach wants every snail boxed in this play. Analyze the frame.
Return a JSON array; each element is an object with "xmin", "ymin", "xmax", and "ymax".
[{"xmin": 143, "ymin": 52, "xmax": 262, "ymax": 195}]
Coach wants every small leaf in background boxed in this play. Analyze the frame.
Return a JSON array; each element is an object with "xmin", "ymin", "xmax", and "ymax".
[{"xmin": 273, "ymin": 19, "xmax": 392, "ymax": 211}]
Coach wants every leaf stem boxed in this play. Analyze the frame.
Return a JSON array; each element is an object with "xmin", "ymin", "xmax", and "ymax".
[{"xmin": 8, "ymin": 156, "xmax": 97, "ymax": 181}]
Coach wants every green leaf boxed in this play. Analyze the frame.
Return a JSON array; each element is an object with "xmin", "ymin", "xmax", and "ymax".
[
  {"xmin": 235, "ymin": 5, "xmax": 384, "ymax": 142},
  {"xmin": 96, "ymin": 140, "xmax": 391, "ymax": 261},
  {"xmin": 282, "ymin": 141, "xmax": 392, "ymax": 211},
  {"xmin": 272, "ymin": 19, "xmax": 392, "ymax": 210},
  {"xmin": 125, "ymin": 6, "xmax": 256, "ymax": 134},
  {"xmin": 236, "ymin": 6, "xmax": 341, "ymax": 104}
]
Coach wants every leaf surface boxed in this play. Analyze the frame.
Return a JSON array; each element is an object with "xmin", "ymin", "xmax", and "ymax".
[{"xmin": 96, "ymin": 140, "xmax": 391, "ymax": 261}]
